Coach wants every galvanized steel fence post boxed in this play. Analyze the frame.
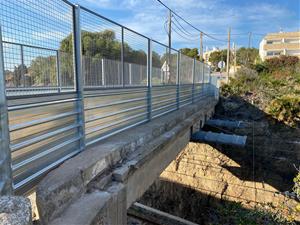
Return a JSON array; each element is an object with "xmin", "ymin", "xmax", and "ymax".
[
  {"xmin": 20, "ymin": 45, "xmax": 24, "ymax": 87},
  {"xmin": 176, "ymin": 52, "xmax": 180, "ymax": 109},
  {"xmin": 73, "ymin": 5, "xmax": 86, "ymax": 151},
  {"xmin": 0, "ymin": 25, "xmax": 13, "ymax": 195},
  {"xmin": 202, "ymin": 62, "xmax": 205, "ymax": 84},
  {"xmin": 56, "ymin": 50, "xmax": 61, "ymax": 92},
  {"xmin": 147, "ymin": 39, "xmax": 152, "ymax": 121},
  {"xmin": 121, "ymin": 27, "xmax": 125, "ymax": 87},
  {"xmin": 209, "ymin": 66, "xmax": 212, "ymax": 84},
  {"xmin": 101, "ymin": 59, "xmax": 105, "ymax": 86}
]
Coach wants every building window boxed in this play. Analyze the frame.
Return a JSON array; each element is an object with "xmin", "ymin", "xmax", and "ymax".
[
  {"xmin": 285, "ymin": 39, "xmax": 300, "ymax": 44},
  {"xmin": 266, "ymin": 40, "xmax": 281, "ymax": 44},
  {"xmin": 267, "ymin": 51, "xmax": 281, "ymax": 56},
  {"xmin": 286, "ymin": 50, "xmax": 300, "ymax": 56}
]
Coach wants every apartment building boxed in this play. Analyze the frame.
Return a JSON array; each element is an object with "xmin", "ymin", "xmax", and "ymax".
[{"xmin": 259, "ymin": 31, "xmax": 300, "ymax": 61}]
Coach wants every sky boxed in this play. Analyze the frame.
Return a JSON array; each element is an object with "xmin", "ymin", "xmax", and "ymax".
[{"xmin": 68, "ymin": 0, "xmax": 300, "ymax": 51}]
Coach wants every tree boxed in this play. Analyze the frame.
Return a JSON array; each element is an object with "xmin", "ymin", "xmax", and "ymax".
[
  {"xmin": 60, "ymin": 30, "xmax": 158, "ymax": 65},
  {"xmin": 10, "ymin": 64, "xmax": 28, "ymax": 87},
  {"xmin": 152, "ymin": 51, "xmax": 162, "ymax": 68},
  {"xmin": 209, "ymin": 50, "xmax": 227, "ymax": 68},
  {"xmin": 236, "ymin": 47, "xmax": 259, "ymax": 66},
  {"xmin": 60, "ymin": 30, "xmax": 121, "ymax": 59},
  {"xmin": 29, "ymin": 56, "xmax": 57, "ymax": 86},
  {"xmin": 180, "ymin": 48, "xmax": 199, "ymax": 59},
  {"xmin": 208, "ymin": 49, "xmax": 235, "ymax": 71},
  {"xmin": 28, "ymin": 29, "xmax": 163, "ymax": 87},
  {"xmin": 13, "ymin": 64, "xmax": 24, "ymax": 87}
]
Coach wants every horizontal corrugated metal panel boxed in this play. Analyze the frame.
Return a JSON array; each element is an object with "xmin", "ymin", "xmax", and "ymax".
[
  {"xmin": 84, "ymin": 87, "xmax": 148, "ymax": 145},
  {"xmin": 7, "ymin": 93, "xmax": 81, "ymax": 193},
  {"xmin": 151, "ymin": 85, "xmax": 177, "ymax": 118},
  {"xmin": 179, "ymin": 85, "xmax": 193, "ymax": 107}
]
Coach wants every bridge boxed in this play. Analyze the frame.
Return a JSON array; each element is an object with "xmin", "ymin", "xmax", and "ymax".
[{"xmin": 0, "ymin": 1, "xmax": 219, "ymax": 224}]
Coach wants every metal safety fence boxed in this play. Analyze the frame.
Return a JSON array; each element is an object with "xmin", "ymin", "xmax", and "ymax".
[{"xmin": 0, "ymin": 0, "xmax": 218, "ymax": 194}]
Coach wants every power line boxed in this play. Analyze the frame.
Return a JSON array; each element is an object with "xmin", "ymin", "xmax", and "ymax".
[
  {"xmin": 164, "ymin": 20, "xmax": 199, "ymax": 42},
  {"xmin": 171, "ymin": 19, "xmax": 198, "ymax": 38},
  {"xmin": 171, "ymin": 21, "xmax": 200, "ymax": 41},
  {"xmin": 172, "ymin": 15, "xmax": 199, "ymax": 37},
  {"xmin": 172, "ymin": 26, "xmax": 199, "ymax": 42},
  {"xmin": 156, "ymin": 0, "xmax": 227, "ymax": 43},
  {"xmin": 207, "ymin": 32, "xmax": 266, "ymax": 37},
  {"xmin": 208, "ymin": 32, "xmax": 251, "ymax": 36},
  {"xmin": 252, "ymin": 33, "xmax": 266, "ymax": 36}
]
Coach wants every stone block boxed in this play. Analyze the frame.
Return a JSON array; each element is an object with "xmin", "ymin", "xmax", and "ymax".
[
  {"xmin": 36, "ymin": 143, "xmax": 123, "ymax": 224},
  {"xmin": 0, "ymin": 196, "xmax": 32, "ymax": 225},
  {"xmin": 106, "ymin": 183, "xmax": 127, "ymax": 225},
  {"xmin": 49, "ymin": 191, "xmax": 111, "ymax": 225},
  {"xmin": 49, "ymin": 183, "xmax": 128, "ymax": 225}
]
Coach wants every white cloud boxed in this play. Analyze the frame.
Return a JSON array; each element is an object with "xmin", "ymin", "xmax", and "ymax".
[
  {"xmin": 71, "ymin": 0, "xmax": 299, "ymax": 49},
  {"xmin": 246, "ymin": 3, "xmax": 289, "ymax": 20}
]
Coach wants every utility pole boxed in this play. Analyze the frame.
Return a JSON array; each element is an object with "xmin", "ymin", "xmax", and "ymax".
[
  {"xmin": 167, "ymin": 10, "xmax": 172, "ymax": 84},
  {"xmin": 247, "ymin": 31, "xmax": 252, "ymax": 65},
  {"xmin": 226, "ymin": 27, "xmax": 231, "ymax": 83},
  {"xmin": 233, "ymin": 42, "xmax": 237, "ymax": 74},
  {"xmin": 200, "ymin": 32, "xmax": 203, "ymax": 61},
  {"xmin": 168, "ymin": 10, "xmax": 172, "ymax": 51},
  {"xmin": 248, "ymin": 31, "xmax": 252, "ymax": 48}
]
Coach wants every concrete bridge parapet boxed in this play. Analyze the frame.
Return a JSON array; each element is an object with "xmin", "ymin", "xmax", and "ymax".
[{"xmin": 36, "ymin": 97, "xmax": 217, "ymax": 225}]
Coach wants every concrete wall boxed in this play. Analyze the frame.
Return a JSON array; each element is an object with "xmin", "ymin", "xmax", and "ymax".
[{"xmin": 35, "ymin": 97, "xmax": 217, "ymax": 225}]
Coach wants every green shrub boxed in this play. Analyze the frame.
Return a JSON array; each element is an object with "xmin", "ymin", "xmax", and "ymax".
[
  {"xmin": 221, "ymin": 81, "xmax": 241, "ymax": 96},
  {"xmin": 221, "ymin": 67, "xmax": 258, "ymax": 96},
  {"xmin": 293, "ymin": 168, "xmax": 300, "ymax": 203},
  {"xmin": 251, "ymin": 63, "xmax": 268, "ymax": 73},
  {"xmin": 265, "ymin": 56, "xmax": 299, "ymax": 71},
  {"xmin": 267, "ymin": 95, "xmax": 300, "ymax": 126},
  {"xmin": 292, "ymin": 169, "xmax": 300, "ymax": 220},
  {"xmin": 235, "ymin": 67, "xmax": 258, "ymax": 81},
  {"xmin": 221, "ymin": 57, "xmax": 299, "ymax": 125},
  {"xmin": 292, "ymin": 172, "xmax": 300, "ymax": 222},
  {"xmin": 212, "ymin": 201, "xmax": 297, "ymax": 225}
]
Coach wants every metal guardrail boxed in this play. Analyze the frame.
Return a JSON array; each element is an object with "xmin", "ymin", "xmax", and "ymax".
[{"xmin": 0, "ymin": 0, "xmax": 218, "ymax": 194}]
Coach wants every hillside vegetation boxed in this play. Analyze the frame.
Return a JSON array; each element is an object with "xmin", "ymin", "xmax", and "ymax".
[
  {"xmin": 222, "ymin": 55, "xmax": 300, "ymax": 127},
  {"xmin": 219, "ymin": 55, "xmax": 300, "ymax": 224}
]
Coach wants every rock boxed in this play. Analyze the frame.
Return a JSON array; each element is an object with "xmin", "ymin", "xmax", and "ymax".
[
  {"xmin": 222, "ymin": 101, "xmax": 241, "ymax": 112},
  {"xmin": 0, "ymin": 196, "xmax": 32, "ymax": 225}
]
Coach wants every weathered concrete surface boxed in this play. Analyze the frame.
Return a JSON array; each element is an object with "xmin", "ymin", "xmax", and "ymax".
[
  {"xmin": 124, "ymin": 128, "xmax": 190, "ymax": 208},
  {"xmin": 0, "ymin": 196, "xmax": 32, "ymax": 225},
  {"xmin": 36, "ymin": 97, "xmax": 217, "ymax": 225},
  {"xmin": 49, "ymin": 183, "xmax": 126, "ymax": 225}
]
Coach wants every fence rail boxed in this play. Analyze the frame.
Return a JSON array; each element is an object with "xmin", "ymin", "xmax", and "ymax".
[{"xmin": 0, "ymin": 0, "xmax": 219, "ymax": 195}]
